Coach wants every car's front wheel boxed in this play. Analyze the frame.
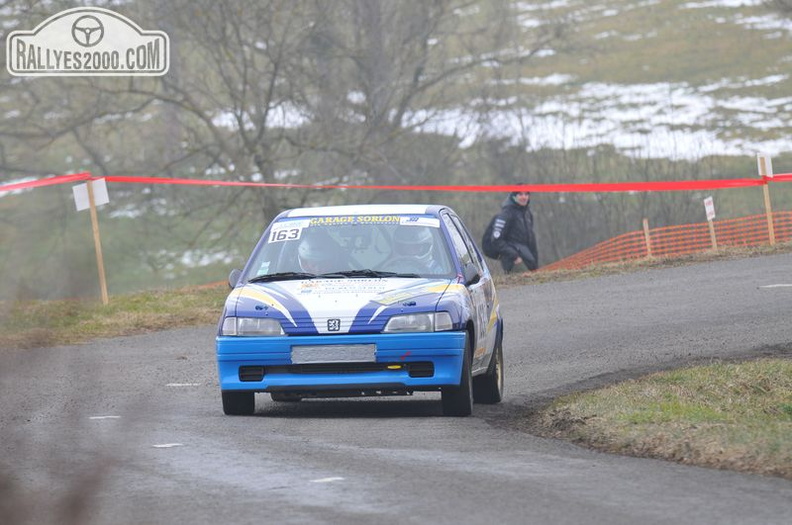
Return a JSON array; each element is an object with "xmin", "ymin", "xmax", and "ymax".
[
  {"xmin": 441, "ymin": 333, "xmax": 473, "ymax": 417},
  {"xmin": 222, "ymin": 390, "xmax": 255, "ymax": 415},
  {"xmin": 473, "ymin": 332, "xmax": 504, "ymax": 404}
]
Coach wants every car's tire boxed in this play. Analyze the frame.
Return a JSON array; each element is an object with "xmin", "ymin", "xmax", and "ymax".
[
  {"xmin": 473, "ymin": 332, "xmax": 504, "ymax": 404},
  {"xmin": 441, "ymin": 333, "xmax": 473, "ymax": 417},
  {"xmin": 270, "ymin": 392, "xmax": 303, "ymax": 402},
  {"xmin": 221, "ymin": 390, "xmax": 255, "ymax": 415}
]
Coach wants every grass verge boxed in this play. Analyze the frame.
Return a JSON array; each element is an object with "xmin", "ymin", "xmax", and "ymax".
[
  {"xmin": 534, "ymin": 359, "xmax": 792, "ymax": 480},
  {"xmin": 0, "ymin": 284, "xmax": 227, "ymax": 350}
]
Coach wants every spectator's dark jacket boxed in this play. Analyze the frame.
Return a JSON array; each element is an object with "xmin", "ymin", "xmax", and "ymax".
[{"xmin": 491, "ymin": 196, "xmax": 538, "ymax": 271}]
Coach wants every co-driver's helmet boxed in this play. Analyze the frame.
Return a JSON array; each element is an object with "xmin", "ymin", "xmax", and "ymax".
[
  {"xmin": 393, "ymin": 226, "xmax": 433, "ymax": 264},
  {"xmin": 298, "ymin": 233, "xmax": 336, "ymax": 273}
]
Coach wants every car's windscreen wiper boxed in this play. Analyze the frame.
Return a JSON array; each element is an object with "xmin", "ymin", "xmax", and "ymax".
[
  {"xmin": 316, "ymin": 269, "xmax": 421, "ymax": 278},
  {"xmin": 248, "ymin": 272, "xmax": 315, "ymax": 283}
]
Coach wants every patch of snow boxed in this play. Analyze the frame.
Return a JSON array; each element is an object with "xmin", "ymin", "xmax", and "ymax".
[
  {"xmin": 180, "ymin": 250, "xmax": 236, "ymax": 267},
  {"xmin": 682, "ymin": 0, "xmax": 764, "ymax": 8},
  {"xmin": 404, "ymin": 78, "xmax": 791, "ymax": 160}
]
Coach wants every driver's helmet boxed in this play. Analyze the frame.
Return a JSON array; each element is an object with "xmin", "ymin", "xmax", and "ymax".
[
  {"xmin": 393, "ymin": 226, "xmax": 434, "ymax": 264},
  {"xmin": 298, "ymin": 232, "xmax": 337, "ymax": 273}
]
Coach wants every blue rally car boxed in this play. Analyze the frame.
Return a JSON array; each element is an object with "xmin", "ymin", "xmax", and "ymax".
[{"xmin": 215, "ymin": 204, "xmax": 504, "ymax": 416}]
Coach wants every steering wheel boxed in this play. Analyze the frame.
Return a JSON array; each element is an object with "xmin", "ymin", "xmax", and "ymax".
[{"xmin": 383, "ymin": 257, "xmax": 428, "ymax": 274}]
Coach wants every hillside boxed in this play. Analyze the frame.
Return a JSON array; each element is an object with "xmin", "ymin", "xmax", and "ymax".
[{"xmin": 473, "ymin": 0, "xmax": 792, "ymax": 159}]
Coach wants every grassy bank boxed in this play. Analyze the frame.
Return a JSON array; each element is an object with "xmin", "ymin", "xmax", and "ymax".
[
  {"xmin": 0, "ymin": 284, "xmax": 227, "ymax": 350},
  {"xmin": 535, "ymin": 359, "xmax": 792, "ymax": 480}
]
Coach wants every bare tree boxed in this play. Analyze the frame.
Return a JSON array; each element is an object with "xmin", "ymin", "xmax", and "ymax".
[
  {"xmin": 767, "ymin": 0, "xmax": 792, "ymax": 15},
  {"xmin": 0, "ymin": 0, "xmax": 571, "ymax": 298},
  {"xmin": 106, "ymin": 0, "xmax": 568, "ymax": 224}
]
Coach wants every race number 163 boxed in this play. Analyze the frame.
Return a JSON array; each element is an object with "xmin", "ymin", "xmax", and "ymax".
[{"xmin": 269, "ymin": 227, "xmax": 302, "ymax": 243}]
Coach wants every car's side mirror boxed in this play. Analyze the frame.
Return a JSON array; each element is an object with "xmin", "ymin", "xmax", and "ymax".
[
  {"xmin": 463, "ymin": 264, "xmax": 480, "ymax": 286},
  {"xmin": 228, "ymin": 269, "xmax": 243, "ymax": 289}
]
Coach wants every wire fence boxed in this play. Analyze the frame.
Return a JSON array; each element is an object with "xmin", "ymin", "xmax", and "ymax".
[{"xmin": 541, "ymin": 211, "xmax": 792, "ymax": 272}]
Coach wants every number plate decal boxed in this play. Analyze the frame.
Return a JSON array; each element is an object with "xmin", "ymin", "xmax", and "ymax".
[{"xmin": 291, "ymin": 344, "xmax": 376, "ymax": 364}]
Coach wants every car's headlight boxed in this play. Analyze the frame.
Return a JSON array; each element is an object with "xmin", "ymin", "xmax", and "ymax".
[
  {"xmin": 383, "ymin": 312, "xmax": 453, "ymax": 333},
  {"xmin": 221, "ymin": 317, "xmax": 284, "ymax": 336}
]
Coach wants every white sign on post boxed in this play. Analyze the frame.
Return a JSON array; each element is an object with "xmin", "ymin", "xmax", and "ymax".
[
  {"xmin": 72, "ymin": 177, "xmax": 110, "ymax": 305},
  {"xmin": 703, "ymin": 196, "xmax": 715, "ymax": 221},
  {"xmin": 757, "ymin": 154, "xmax": 776, "ymax": 246},
  {"xmin": 73, "ymin": 178, "xmax": 109, "ymax": 211},
  {"xmin": 757, "ymin": 155, "xmax": 774, "ymax": 178}
]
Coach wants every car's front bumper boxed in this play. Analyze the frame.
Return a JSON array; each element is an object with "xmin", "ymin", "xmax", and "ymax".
[{"xmin": 216, "ymin": 331, "xmax": 466, "ymax": 394}]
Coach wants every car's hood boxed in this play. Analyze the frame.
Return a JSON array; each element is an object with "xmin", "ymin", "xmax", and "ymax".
[{"xmin": 226, "ymin": 277, "xmax": 461, "ymax": 335}]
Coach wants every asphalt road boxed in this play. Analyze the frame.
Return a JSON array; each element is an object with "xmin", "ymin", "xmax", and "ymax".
[{"xmin": 2, "ymin": 254, "xmax": 791, "ymax": 525}]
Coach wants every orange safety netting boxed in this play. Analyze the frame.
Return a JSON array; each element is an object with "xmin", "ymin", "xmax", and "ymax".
[{"xmin": 541, "ymin": 211, "xmax": 792, "ymax": 272}]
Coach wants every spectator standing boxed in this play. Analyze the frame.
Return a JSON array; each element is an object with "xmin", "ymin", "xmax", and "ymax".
[{"xmin": 490, "ymin": 186, "xmax": 539, "ymax": 273}]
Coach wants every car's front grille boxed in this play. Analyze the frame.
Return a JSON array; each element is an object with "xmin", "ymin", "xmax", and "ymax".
[
  {"xmin": 262, "ymin": 361, "xmax": 435, "ymax": 378},
  {"xmin": 238, "ymin": 362, "xmax": 435, "ymax": 382},
  {"xmin": 270, "ymin": 363, "xmax": 385, "ymax": 374}
]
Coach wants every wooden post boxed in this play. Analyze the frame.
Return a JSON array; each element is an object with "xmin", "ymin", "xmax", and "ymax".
[
  {"xmin": 762, "ymin": 185, "xmax": 775, "ymax": 246},
  {"xmin": 703, "ymin": 196, "xmax": 717, "ymax": 251},
  {"xmin": 87, "ymin": 180, "xmax": 109, "ymax": 305},
  {"xmin": 643, "ymin": 218, "xmax": 652, "ymax": 257},
  {"xmin": 757, "ymin": 155, "xmax": 775, "ymax": 246}
]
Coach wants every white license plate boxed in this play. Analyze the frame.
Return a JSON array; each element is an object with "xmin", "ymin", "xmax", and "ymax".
[{"xmin": 291, "ymin": 344, "xmax": 376, "ymax": 364}]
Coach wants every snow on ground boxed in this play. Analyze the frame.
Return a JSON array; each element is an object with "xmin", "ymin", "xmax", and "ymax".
[{"xmin": 407, "ymin": 74, "xmax": 792, "ymax": 160}]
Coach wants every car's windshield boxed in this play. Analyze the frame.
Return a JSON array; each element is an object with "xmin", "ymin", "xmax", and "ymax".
[{"xmin": 242, "ymin": 214, "xmax": 456, "ymax": 280}]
